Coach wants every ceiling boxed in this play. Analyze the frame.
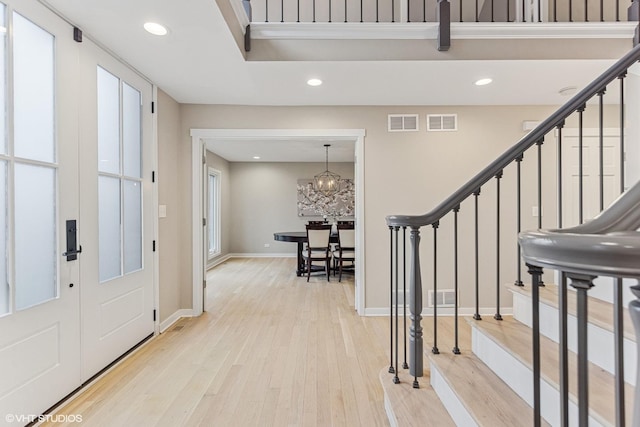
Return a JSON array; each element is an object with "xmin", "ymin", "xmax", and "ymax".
[
  {"xmin": 40, "ymin": 0, "xmax": 624, "ymax": 107},
  {"xmin": 38, "ymin": 0, "xmax": 630, "ymax": 162}
]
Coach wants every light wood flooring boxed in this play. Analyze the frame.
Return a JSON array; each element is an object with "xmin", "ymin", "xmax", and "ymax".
[{"xmin": 41, "ymin": 257, "xmax": 410, "ymax": 427}]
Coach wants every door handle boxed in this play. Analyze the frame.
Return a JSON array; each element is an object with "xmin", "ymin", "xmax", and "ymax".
[{"xmin": 63, "ymin": 219, "xmax": 82, "ymax": 261}]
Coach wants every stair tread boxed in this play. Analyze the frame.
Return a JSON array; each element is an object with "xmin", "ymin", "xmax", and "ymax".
[
  {"xmin": 508, "ymin": 282, "xmax": 635, "ymax": 341},
  {"xmin": 429, "ymin": 351, "xmax": 549, "ymax": 427},
  {"xmin": 471, "ymin": 316, "xmax": 633, "ymax": 425},
  {"xmin": 379, "ymin": 367, "xmax": 455, "ymax": 427}
]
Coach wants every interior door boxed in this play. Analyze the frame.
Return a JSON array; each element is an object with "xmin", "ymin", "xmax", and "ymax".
[
  {"xmin": 78, "ymin": 39, "xmax": 155, "ymax": 380},
  {"xmin": 0, "ymin": 1, "xmax": 82, "ymax": 421},
  {"xmin": 560, "ymin": 128, "xmax": 621, "ymax": 227}
]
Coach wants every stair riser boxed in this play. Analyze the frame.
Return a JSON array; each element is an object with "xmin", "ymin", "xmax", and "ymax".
[
  {"xmin": 430, "ymin": 363, "xmax": 480, "ymax": 427},
  {"xmin": 513, "ymin": 291, "xmax": 637, "ymax": 386},
  {"xmin": 472, "ymin": 326, "xmax": 606, "ymax": 427}
]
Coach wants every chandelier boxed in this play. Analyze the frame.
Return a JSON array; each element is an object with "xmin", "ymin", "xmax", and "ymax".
[{"xmin": 314, "ymin": 144, "xmax": 341, "ymax": 197}]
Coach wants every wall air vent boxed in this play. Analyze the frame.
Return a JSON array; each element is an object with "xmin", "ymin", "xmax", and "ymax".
[
  {"xmin": 427, "ymin": 114, "xmax": 457, "ymax": 132},
  {"xmin": 428, "ymin": 289, "xmax": 456, "ymax": 308},
  {"xmin": 388, "ymin": 114, "xmax": 419, "ymax": 132}
]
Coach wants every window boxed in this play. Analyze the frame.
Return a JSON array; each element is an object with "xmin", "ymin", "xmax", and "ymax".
[
  {"xmin": 208, "ymin": 169, "xmax": 221, "ymax": 258},
  {"xmin": 97, "ymin": 66, "xmax": 143, "ymax": 282}
]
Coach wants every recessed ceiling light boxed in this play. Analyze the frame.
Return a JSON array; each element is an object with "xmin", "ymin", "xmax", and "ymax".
[
  {"xmin": 558, "ymin": 86, "xmax": 577, "ymax": 96},
  {"xmin": 144, "ymin": 22, "xmax": 168, "ymax": 36},
  {"xmin": 474, "ymin": 78, "xmax": 493, "ymax": 86},
  {"xmin": 253, "ymin": 156, "xmax": 261, "ymax": 160},
  {"xmin": 307, "ymin": 78, "xmax": 322, "ymax": 87}
]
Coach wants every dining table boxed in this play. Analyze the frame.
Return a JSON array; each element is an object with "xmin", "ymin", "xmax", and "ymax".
[{"xmin": 273, "ymin": 231, "xmax": 339, "ymax": 276}]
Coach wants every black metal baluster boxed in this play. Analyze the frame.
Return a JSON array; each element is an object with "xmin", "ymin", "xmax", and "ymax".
[
  {"xmin": 360, "ymin": 0, "xmax": 363, "ymax": 22},
  {"xmin": 515, "ymin": 154, "xmax": 524, "ymax": 286},
  {"xmin": 536, "ymin": 140, "xmax": 545, "ymax": 286},
  {"xmin": 554, "ymin": 0, "xmax": 558, "ymax": 21},
  {"xmin": 616, "ymin": 0, "xmax": 620, "ymax": 20},
  {"xmin": 557, "ymin": 122, "xmax": 564, "ymax": 229},
  {"xmin": 408, "ymin": 0, "xmax": 411, "ymax": 22},
  {"xmin": 388, "ymin": 226, "xmax": 395, "ymax": 375},
  {"xmin": 559, "ymin": 273, "xmax": 569, "ymax": 427},
  {"xmin": 329, "ymin": 0, "xmax": 332, "ymax": 22},
  {"xmin": 507, "ymin": 0, "xmax": 511, "ymax": 21},
  {"xmin": 313, "ymin": 0, "xmax": 316, "ymax": 21},
  {"xmin": 475, "ymin": 0, "xmax": 479, "ymax": 21},
  {"xmin": 578, "ymin": 106, "xmax": 585, "ymax": 224},
  {"xmin": 281, "ymin": 0, "xmax": 284, "ymax": 22},
  {"xmin": 528, "ymin": 264, "xmax": 543, "ymax": 427},
  {"xmin": 600, "ymin": 0, "xmax": 603, "ymax": 21},
  {"xmin": 495, "ymin": 171, "xmax": 503, "ymax": 320},
  {"xmin": 474, "ymin": 189, "xmax": 482, "ymax": 320},
  {"xmin": 432, "ymin": 222, "xmax": 440, "ymax": 354},
  {"xmin": 614, "ymin": 278, "xmax": 626, "ymax": 427},
  {"xmin": 424, "ymin": 0, "xmax": 427, "ymax": 22},
  {"xmin": 569, "ymin": 0, "xmax": 573, "ymax": 21},
  {"xmin": 599, "ymin": 90, "xmax": 605, "ymax": 212},
  {"xmin": 344, "ymin": 0, "xmax": 347, "ymax": 22},
  {"xmin": 297, "ymin": 0, "xmax": 300, "ymax": 21},
  {"xmin": 460, "ymin": 0, "xmax": 463, "ymax": 22},
  {"xmin": 585, "ymin": 0, "xmax": 588, "ymax": 21},
  {"xmin": 392, "ymin": 0, "xmax": 395, "ymax": 22},
  {"xmin": 491, "ymin": 0, "xmax": 495, "ymax": 21},
  {"xmin": 402, "ymin": 226, "xmax": 409, "ymax": 369},
  {"xmin": 537, "ymin": 0, "xmax": 541, "ymax": 21},
  {"xmin": 569, "ymin": 273, "xmax": 596, "ymax": 426},
  {"xmin": 266, "ymin": 0, "xmax": 269, "ymax": 22},
  {"xmin": 393, "ymin": 227, "xmax": 400, "ymax": 383},
  {"xmin": 453, "ymin": 207, "xmax": 461, "ymax": 354},
  {"xmin": 522, "ymin": 0, "xmax": 525, "ymax": 21},
  {"xmin": 376, "ymin": 0, "xmax": 379, "ymax": 22},
  {"xmin": 620, "ymin": 73, "xmax": 626, "ymax": 194}
]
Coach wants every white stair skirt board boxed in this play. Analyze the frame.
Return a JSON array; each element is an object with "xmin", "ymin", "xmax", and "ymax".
[
  {"xmin": 430, "ymin": 363, "xmax": 478, "ymax": 427},
  {"xmin": 471, "ymin": 324, "xmax": 605, "ymax": 427},
  {"xmin": 511, "ymin": 289, "xmax": 637, "ymax": 386}
]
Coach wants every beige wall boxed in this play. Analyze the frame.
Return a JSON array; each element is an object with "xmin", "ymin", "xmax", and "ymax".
[
  {"xmin": 157, "ymin": 89, "xmax": 190, "ymax": 322},
  {"xmin": 168, "ymin": 103, "xmax": 625, "ymax": 315},
  {"xmin": 228, "ymin": 162, "xmax": 354, "ymax": 254}
]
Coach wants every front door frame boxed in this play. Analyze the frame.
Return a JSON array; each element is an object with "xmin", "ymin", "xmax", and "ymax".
[{"xmin": 189, "ymin": 128, "xmax": 366, "ymax": 315}]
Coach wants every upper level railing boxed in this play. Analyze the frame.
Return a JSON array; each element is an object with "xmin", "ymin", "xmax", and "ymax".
[
  {"xmin": 247, "ymin": 0, "xmax": 630, "ymax": 23},
  {"xmin": 384, "ymin": 40, "xmax": 640, "ymax": 424}
]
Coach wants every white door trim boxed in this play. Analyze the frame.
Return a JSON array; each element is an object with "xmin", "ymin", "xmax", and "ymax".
[{"xmin": 189, "ymin": 128, "xmax": 367, "ymax": 315}]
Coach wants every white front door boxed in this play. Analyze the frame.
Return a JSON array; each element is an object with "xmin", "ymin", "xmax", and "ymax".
[
  {"xmin": 0, "ymin": 2, "xmax": 82, "ymax": 421},
  {"xmin": 560, "ymin": 128, "xmax": 622, "ymax": 227},
  {"xmin": 78, "ymin": 40, "xmax": 155, "ymax": 380}
]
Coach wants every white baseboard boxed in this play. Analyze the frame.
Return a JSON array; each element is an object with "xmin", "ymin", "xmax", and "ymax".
[
  {"xmin": 363, "ymin": 306, "xmax": 514, "ymax": 317},
  {"xmin": 160, "ymin": 309, "xmax": 196, "ymax": 333},
  {"xmin": 207, "ymin": 253, "xmax": 232, "ymax": 269},
  {"xmin": 227, "ymin": 253, "xmax": 296, "ymax": 258}
]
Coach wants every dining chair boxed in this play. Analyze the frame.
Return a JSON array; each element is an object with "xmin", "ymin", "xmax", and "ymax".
[
  {"xmin": 333, "ymin": 223, "xmax": 355, "ymax": 282},
  {"xmin": 302, "ymin": 224, "xmax": 332, "ymax": 282}
]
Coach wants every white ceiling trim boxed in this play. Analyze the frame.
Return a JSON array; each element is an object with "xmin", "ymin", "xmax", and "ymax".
[{"xmin": 251, "ymin": 21, "xmax": 636, "ymax": 40}]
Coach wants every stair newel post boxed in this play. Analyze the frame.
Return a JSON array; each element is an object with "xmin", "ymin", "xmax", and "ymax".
[
  {"xmin": 473, "ymin": 188, "xmax": 482, "ymax": 320},
  {"xmin": 393, "ymin": 226, "xmax": 400, "ymax": 384},
  {"xmin": 556, "ymin": 122, "xmax": 564, "ymax": 229},
  {"xmin": 558, "ymin": 272, "xmax": 569, "ymax": 427},
  {"xmin": 388, "ymin": 226, "xmax": 395, "ymax": 375},
  {"xmin": 628, "ymin": 285, "xmax": 640, "ymax": 426},
  {"xmin": 614, "ymin": 278, "xmax": 626, "ymax": 427},
  {"xmin": 409, "ymin": 226, "xmax": 424, "ymax": 388},
  {"xmin": 567, "ymin": 273, "xmax": 596, "ymax": 427},
  {"xmin": 432, "ymin": 221, "xmax": 440, "ymax": 354},
  {"xmin": 453, "ymin": 206, "xmax": 461, "ymax": 354},
  {"xmin": 527, "ymin": 263, "xmax": 543, "ymax": 427},
  {"xmin": 515, "ymin": 154, "xmax": 524, "ymax": 286},
  {"xmin": 402, "ymin": 226, "xmax": 409, "ymax": 369},
  {"xmin": 494, "ymin": 171, "xmax": 503, "ymax": 321},
  {"xmin": 536, "ymin": 140, "xmax": 545, "ymax": 286}
]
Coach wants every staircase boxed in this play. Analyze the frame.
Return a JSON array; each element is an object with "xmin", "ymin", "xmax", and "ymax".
[{"xmin": 383, "ymin": 44, "xmax": 640, "ymax": 426}]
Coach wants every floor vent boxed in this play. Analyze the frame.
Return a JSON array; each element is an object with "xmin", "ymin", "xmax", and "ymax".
[
  {"xmin": 388, "ymin": 114, "xmax": 419, "ymax": 132},
  {"xmin": 428, "ymin": 289, "xmax": 456, "ymax": 307},
  {"xmin": 427, "ymin": 114, "xmax": 457, "ymax": 132}
]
